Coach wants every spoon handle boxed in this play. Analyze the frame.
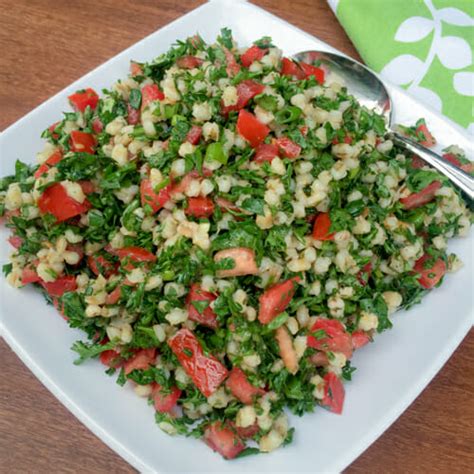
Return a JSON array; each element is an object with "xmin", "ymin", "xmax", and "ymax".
[{"xmin": 390, "ymin": 132, "xmax": 474, "ymax": 201}]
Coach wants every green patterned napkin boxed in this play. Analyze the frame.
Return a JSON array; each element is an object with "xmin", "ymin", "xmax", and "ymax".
[{"xmin": 328, "ymin": 0, "xmax": 474, "ymax": 134}]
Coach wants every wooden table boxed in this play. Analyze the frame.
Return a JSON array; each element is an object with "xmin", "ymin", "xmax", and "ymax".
[{"xmin": 1, "ymin": 1, "xmax": 473, "ymax": 472}]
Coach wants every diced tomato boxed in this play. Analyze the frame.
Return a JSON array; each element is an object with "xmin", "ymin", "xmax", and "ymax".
[
  {"xmin": 332, "ymin": 135, "xmax": 353, "ymax": 145},
  {"xmin": 414, "ymin": 254, "xmax": 447, "ymax": 289},
  {"xmin": 127, "ymin": 103, "xmax": 140, "ymax": 125},
  {"xmin": 186, "ymin": 125, "xmax": 202, "ymax": 145},
  {"xmin": 241, "ymin": 45, "xmax": 267, "ymax": 67},
  {"xmin": 215, "ymin": 197, "xmax": 240, "ymax": 213},
  {"xmin": 100, "ymin": 349, "xmax": 124, "ymax": 369},
  {"xmin": 70, "ymin": 130, "xmax": 96, "ymax": 154},
  {"xmin": 21, "ymin": 267, "xmax": 41, "ymax": 285},
  {"xmin": 186, "ymin": 197, "xmax": 214, "ymax": 218},
  {"xmin": 223, "ymin": 47, "xmax": 241, "ymax": 77},
  {"xmin": 258, "ymin": 277, "xmax": 300, "ymax": 324},
  {"xmin": 221, "ymin": 80, "xmax": 265, "ymax": 115},
  {"xmin": 234, "ymin": 422, "xmax": 259, "ymax": 439},
  {"xmin": 41, "ymin": 275, "xmax": 77, "ymax": 297},
  {"xmin": 253, "ymin": 143, "xmax": 279, "ymax": 163},
  {"xmin": 105, "ymin": 285, "xmax": 122, "ymax": 305},
  {"xmin": 321, "ymin": 372, "xmax": 345, "ymax": 414},
  {"xmin": 38, "ymin": 183, "xmax": 91, "ymax": 222},
  {"xmin": 171, "ymin": 169, "xmax": 213, "ymax": 195},
  {"xmin": 130, "ymin": 61, "xmax": 142, "ymax": 77},
  {"xmin": 68, "ymin": 88, "xmax": 99, "ymax": 112},
  {"xmin": 151, "ymin": 383, "xmax": 182, "ymax": 413},
  {"xmin": 48, "ymin": 121, "xmax": 61, "ymax": 139},
  {"xmin": 141, "ymin": 84, "xmax": 165, "ymax": 108},
  {"xmin": 299, "ymin": 62, "xmax": 325, "ymax": 84},
  {"xmin": 274, "ymin": 137, "xmax": 301, "ymax": 158},
  {"xmin": 225, "ymin": 367, "xmax": 265, "ymax": 404},
  {"xmin": 312, "ymin": 213, "xmax": 334, "ymax": 241},
  {"xmin": 124, "ymin": 348, "xmax": 156, "ymax": 375},
  {"xmin": 400, "ymin": 181, "xmax": 441, "ymax": 210},
  {"xmin": 307, "ymin": 318, "xmax": 353, "ymax": 359},
  {"xmin": 356, "ymin": 262, "xmax": 372, "ymax": 286},
  {"xmin": 88, "ymin": 254, "xmax": 118, "ymax": 278},
  {"xmin": 410, "ymin": 154, "xmax": 425, "ymax": 169},
  {"xmin": 186, "ymin": 284, "xmax": 218, "ymax": 329},
  {"xmin": 442, "ymin": 153, "xmax": 461, "ymax": 167},
  {"xmin": 351, "ymin": 330, "xmax": 371, "ymax": 350},
  {"xmin": 34, "ymin": 150, "xmax": 63, "ymax": 179},
  {"xmin": 236, "ymin": 109, "xmax": 270, "ymax": 148},
  {"xmin": 309, "ymin": 351, "xmax": 329, "ymax": 366},
  {"xmin": 140, "ymin": 178, "xmax": 172, "ymax": 214},
  {"xmin": 416, "ymin": 122, "xmax": 436, "ymax": 147},
  {"xmin": 214, "ymin": 247, "xmax": 259, "ymax": 277},
  {"xmin": 77, "ymin": 180, "xmax": 95, "ymax": 195},
  {"xmin": 203, "ymin": 421, "xmax": 245, "ymax": 460},
  {"xmin": 112, "ymin": 246, "xmax": 157, "ymax": 263},
  {"xmin": 92, "ymin": 118, "xmax": 103, "ymax": 133},
  {"xmin": 8, "ymin": 235, "xmax": 23, "ymax": 249},
  {"xmin": 176, "ymin": 55, "xmax": 203, "ymax": 69},
  {"xmin": 300, "ymin": 126, "xmax": 308, "ymax": 137},
  {"xmin": 281, "ymin": 57, "xmax": 306, "ymax": 79},
  {"xmin": 275, "ymin": 326, "xmax": 298, "ymax": 374},
  {"xmin": 168, "ymin": 328, "xmax": 228, "ymax": 397}
]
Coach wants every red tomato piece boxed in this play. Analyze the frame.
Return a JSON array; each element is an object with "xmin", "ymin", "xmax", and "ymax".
[
  {"xmin": 34, "ymin": 150, "xmax": 63, "ymax": 179},
  {"xmin": 88, "ymin": 254, "xmax": 118, "ymax": 278},
  {"xmin": 258, "ymin": 277, "xmax": 300, "ymax": 324},
  {"xmin": 214, "ymin": 247, "xmax": 259, "ymax": 277},
  {"xmin": 400, "ymin": 181, "xmax": 441, "ymax": 210},
  {"xmin": 321, "ymin": 372, "xmax": 345, "ymax": 414},
  {"xmin": 141, "ymin": 84, "xmax": 165, "ymax": 108},
  {"xmin": 312, "ymin": 213, "xmax": 334, "ymax": 241},
  {"xmin": 70, "ymin": 130, "xmax": 96, "ymax": 154},
  {"xmin": 68, "ymin": 88, "xmax": 99, "ymax": 112},
  {"xmin": 275, "ymin": 137, "xmax": 301, "ymax": 158},
  {"xmin": 186, "ymin": 284, "xmax": 218, "ymax": 329},
  {"xmin": 416, "ymin": 122, "xmax": 436, "ymax": 147},
  {"xmin": 100, "ymin": 349, "xmax": 124, "ymax": 369},
  {"xmin": 241, "ymin": 45, "xmax": 268, "ymax": 67},
  {"xmin": 307, "ymin": 318, "xmax": 353, "ymax": 359},
  {"xmin": 168, "ymin": 328, "xmax": 228, "ymax": 397},
  {"xmin": 203, "ymin": 421, "xmax": 245, "ymax": 460},
  {"xmin": 130, "ymin": 61, "xmax": 142, "ymax": 77},
  {"xmin": 186, "ymin": 125, "xmax": 202, "ymax": 145},
  {"xmin": 78, "ymin": 180, "xmax": 95, "ymax": 195},
  {"xmin": 281, "ymin": 57, "xmax": 306, "ymax": 79},
  {"xmin": 332, "ymin": 135, "xmax": 353, "ymax": 145},
  {"xmin": 309, "ymin": 351, "xmax": 329, "ymax": 366},
  {"xmin": 48, "ymin": 121, "xmax": 61, "ymax": 139},
  {"xmin": 356, "ymin": 262, "xmax": 372, "ymax": 286},
  {"xmin": 21, "ymin": 267, "xmax": 41, "ymax": 285},
  {"xmin": 221, "ymin": 80, "xmax": 265, "ymax": 115},
  {"xmin": 92, "ymin": 118, "xmax": 103, "ymax": 134},
  {"xmin": 186, "ymin": 197, "xmax": 215, "ymax": 218},
  {"xmin": 105, "ymin": 285, "xmax": 122, "ymax": 305},
  {"xmin": 225, "ymin": 367, "xmax": 265, "ymax": 404},
  {"xmin": 171, "ymin": 169, "xmax": 212, "ymax": 195},
  {"xmin": 176, "ymin": 55, "xmax": 203, "ymax": 69},
  {"xmin": 236, "ymin": 109, "xmax": 270, "ymax": 148},
  {"xmin": 253, "ymin": 143, "xmax": 280, "ymax": 163},
  {"xmin": 414, "ymin": 254, "xmax": 447, "ymax": 289},
  {"xmin": 112, "ymin": 246, "xmax": 157, "ymax": 263},
  {"xmin": 151, "ymin": 383, "xmax": 182, "ymax": 413},
  {"xmin": 41, "ymin": 275, "xmax": 77, "ymax": 297},
  {"xmin": 300, "ymin": 126, "xmax": 308, "ymax": 136},
  {"xmin": 127, "ymin": 103, "xmax": 140, "ymax": 125},
  {"xmin": 299, "ymin": 62, "xmax": 325, "ymax": 84},
  {"xmin": 351, "ymin": 330, "xmax": 371, "ymax": 350},
  {"xmin": 223, "ymin": 47, "xmax": 241, "ymax": 77},
  {"xmin": 8, "ymin": 235, "xmax": 23, "ymax": 249},
  {"xmin": 234, "ymin": 422, "xmax": 259, "ymax": 439},
  {"xmin": 442, "ymin": 153, "xmax": 461, "ymax": 167},
  {"xmin": 38, "ymin": 183, "xmax": 91, "ymax": 222},
  {"xmin": 140, "ymin": 178, "xmax": 172, "ymax": 214},
  {"xmin": 124, "ymin": 348, "xmax": 156, "ymax": 375},
  {"xmin": 215, "ymin": 196, "xmax": 240, "ymax": 213}
]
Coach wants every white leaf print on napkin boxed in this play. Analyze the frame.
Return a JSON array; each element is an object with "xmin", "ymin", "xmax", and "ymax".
[
  {"xmin": 395, "ymin": 16, "xmax": 434, "ymax": 42},
  {"xmin": 453, "ymin": 72, "xmax": 474, "ymax": 96},
  {"xmin": 437, "ymin": 36, "xmax": 472, "ymax": 70},
  {"xmin": 380, "ymin": 54, "xmax": 424, "ymax": 85},
  {"xmin": 438, "ymin": 7, "xmax": 474, "ymax": 26}
]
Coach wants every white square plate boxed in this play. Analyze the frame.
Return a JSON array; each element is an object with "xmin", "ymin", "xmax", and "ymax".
[{"xmin": 1, "ymin": 1, "xmax": 472, "ymax": 472}]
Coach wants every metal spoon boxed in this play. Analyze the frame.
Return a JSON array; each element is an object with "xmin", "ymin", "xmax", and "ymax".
[{"xmin": 292, "ymin": 51, "xmax": 474, "ymax": 200}]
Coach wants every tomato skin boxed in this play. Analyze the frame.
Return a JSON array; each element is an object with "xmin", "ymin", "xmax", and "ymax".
[
  {"xmin": 400, "ymin": 181, "xmax": 441, "ymax": 210},
  {"xmin": 68, "ymin": 88, "xmax": 99, "ymax": 112},
  {"xmin": 186, "ymin": 284, "xmax": 218, "ymax": 329},
  {"xmin": 88, "ymin": 254, "xmax": 118, "ymax": 278},
  {"xmin": 130, "ymin": 61, "xmax": 142, "ymax": 77},
  {"xmin": 171, "ymin": 169, "xmax": 213, "ymax": 195},
  {"xmin": 141, "ymin": 84, "xmax": 165, "ymax": 108},
  {"xmin": 234, "ymin": 422, "xmax": 259, "ymax": 439},
  {"xmin": 70, "ymin": 130, "xmax": 96, "ymax": 154},
  {"xmin": 442, "ymin": 153, "xmax": 474, "ymax": 172},
  {"xmin": 127, "ymin": 103, "xmax": 140, "ymax": 125},
  {"xmin": 351, "ymin": 330, "xmax": 371, "ymax": 350},
  {"xmin": 124, "ymin": 348, "xmax": 157, "ymax": 375},
  {"xmin": 321, "ymin": 372, "xmax": 345, "ymax": 414},
  {"xmin": 221, "ymin": 80, "xmax": 265, "ymax": 115},
  {"xmin": 236, "ymin": 109, "xmax": 270, "ymax": 148},
  {"xmin": 281, "ymin": 57, "xmax": 306, "ymax": 79},
  {"xmin": 186, "ymin": 197, "xmax": 215, "ymax": 218},
  {"xmin": 38, "ymin": 183, "xmax": 91, "ymax": 222},
  {"xmin": 225, "ymin": 367, "xmax": 265, "ymax": 404},
  {"xmin": 356, "ymin": 262, "xmax": 372, "ymax": 286},
  {"xmin": 309, "ymin": 351, "xmax": 329, "ymax": 366},
  {"xmin": 416, "ymin": 122, "xmax": 436, "ymax": 147},
  {"xmin": 41, "ymin": 275, "xmax": 77, "ymax": 297},
  {"xmin": 186, "ymin": 125, "xmax": 202, "ymax": 145},
  {"xmin": 151, "ymin": 383, "xmax": 182, "ymax": 413},
  {"xmin": 21, "ymin": 267, "xmax": 41, "ymax": 285},
  {"xmin": 91, "ymin": 118, "xmax": 104, "ymax": 133},
  {"xmin": 223, "ymin": 47, "xmax": 241, "ymax": 77},
  {"xmin": 307, "ymin": 318, "xmax": 353, "ymax": 359},
  {"xmin": 8, "ymin": 235, "xmax": 23, "ymax": 249},
  {"xmin": 140, "ymin": 178, "xmax": 172, "ymax": 213},
  {"xmin": 112, "ymin": 246, "xmax": 157, "ymax": 263},
  {"xmin": 203, "ymin": 421, "xmax": 245, "ymax": 460},
  {"xmin": 34, "ymin": 150, "xmax": 63, "ymax": 179},
  {"xmin": 105, "ymin": 285, "xmax": 122, "ymax": 305},
  {"xmin": 100, "ymin": 349, "xmax": 124, "ymax": 369},
  {"xmin": 241, "ymin": 45, "xmax": 268, "ymax": 67},
  {"xmin": 176, "ymin": 55, "xmax": 203, "ymax": 69},
  {"xmin": 312, "ymin": 213, "xmax": 334, "ymax": 241},
  {"xmin": 214, "ymin": 247, "xmax": 259, "ymax": 277},
  {"xmin": 253, "ymin": 143, "xmax": 280, "ymax": 163},
  {"xmin": 274, "ymin": 137, "xmax": 301, "ymax": 158},
  {"xmin": 215, "ymin": 196, "xmax": 240, "ymax": 213},
  {"xmin": 299, "ymin": 62, "xmax": 325, "ymax": 84},
  {"xmin": 48, "ymin": 121, "xmax": 60, "ymax": 139},
  {"xmin": 258, "ymin": 277, "xmax": 300, "ymax": 324},
  {"xmin": 414, "ymin": 254, "xmax": 447, "ymax": 289},
  {"xmin": 168, "ymin": 328, "xmax": 228, "ymax": 397}
]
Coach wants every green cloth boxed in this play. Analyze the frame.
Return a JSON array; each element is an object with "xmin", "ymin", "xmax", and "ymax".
[{"xmin": 328, "ymin": 0, "xmax": 474, "ymax": 134}]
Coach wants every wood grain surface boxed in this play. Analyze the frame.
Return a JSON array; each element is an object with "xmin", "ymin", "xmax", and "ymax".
[{"xmin": 0, "ymin": 1, "xmax": 473, "ymax": 472}]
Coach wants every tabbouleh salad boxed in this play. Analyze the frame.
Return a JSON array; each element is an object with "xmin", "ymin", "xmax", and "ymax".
[{"xmin": 1, "ymin": 29, "xmax": 472, "ymax": 459}]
